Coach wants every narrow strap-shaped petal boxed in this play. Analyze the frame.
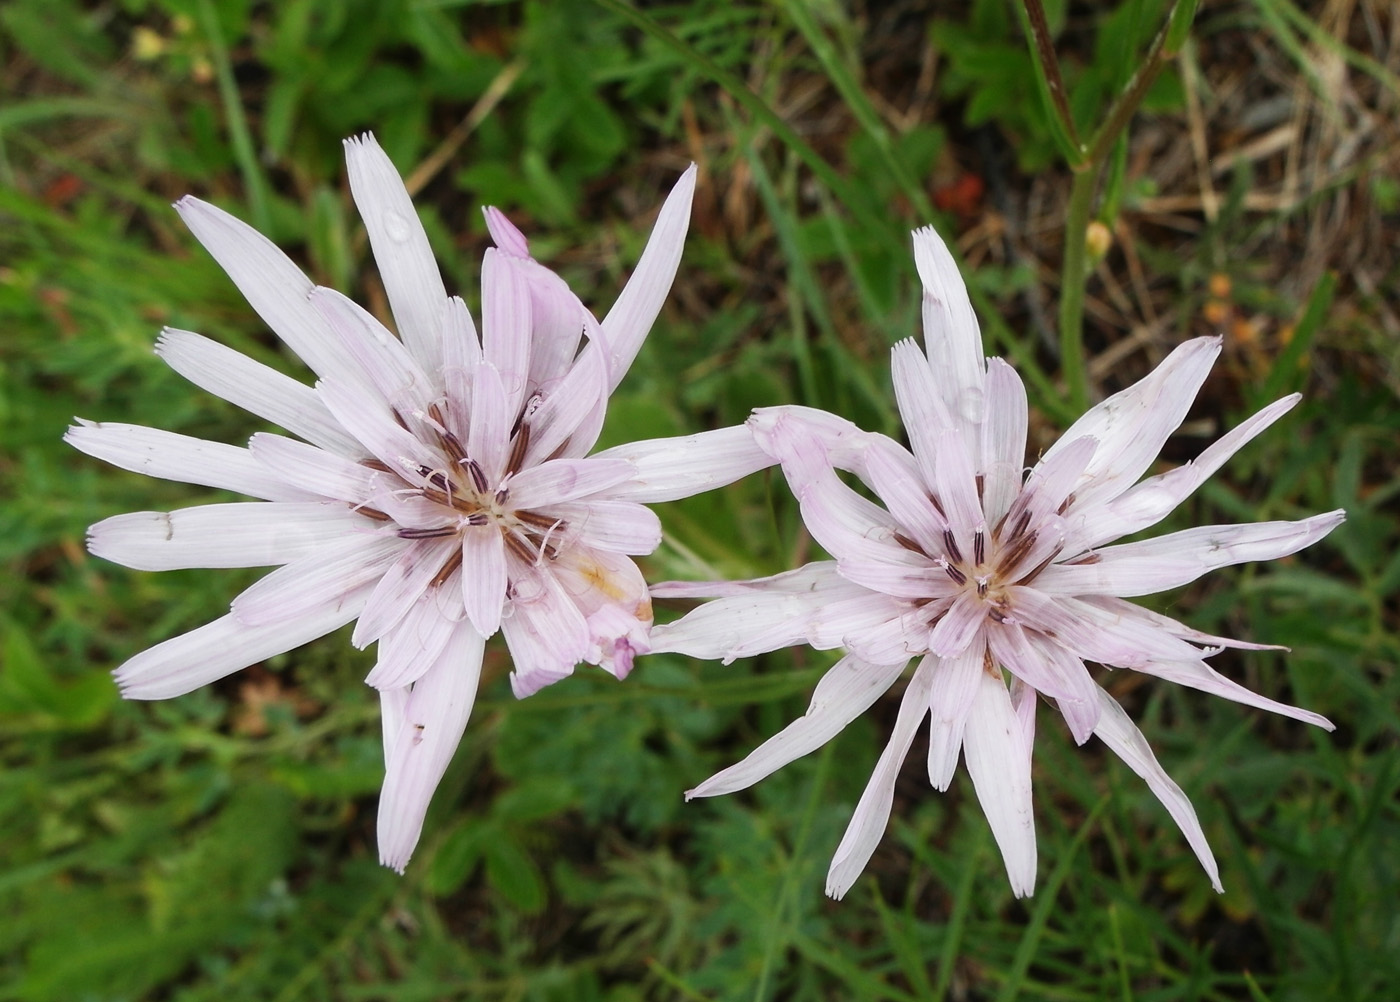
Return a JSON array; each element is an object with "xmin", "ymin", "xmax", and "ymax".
[
  {"xmin": 343, "ymin": 133, "xmax": 448, "ymax": 374},
  {"xmin": 377, "ymin": 623, "xmax": 486, "ymax": 872},
  {"xmin": 1035, "ymin": 511, "xmax": 1345, "ymax": 598},
  {"xmin": 930, "ymin": 428, "xmax": 984, "ymax": 560},
  {"xmin": 483, "ymin": 205, "xmax": 530, "ymax": 258},
  {"xmin": 114, "ymin": 585, "xmax": 373, "ymax": 699},
  {"xmin": 987, "ymin": 622, "xmax": 1100, "ymax": 744},
  {"xmin": 689, "ymin": 655, "xmax": 908, "ymax": 800},
  {"xmin": 505, "ymin": 458, "xmax": 637, "ymax": 509},
  {"xmin": 248, "ymin": 432, "xmax": 377, "ymax": 503},
  {"xmin": 352, "ymin": 538, "xmax": 458, "ymax": 649},
  {"xmin": 890, "ymin": 338, "xmax": 954, "ymax": 485},
  {"xmin": 232, "ymin": 534, "xmax": 401, "ymax": 627},
  {"xmin": 592, "ymin": 425, "xmax": 776, "ymax": 503},
  {"xmin": 1079, "ymin": 596, "xmax": 1286, "ymax": 652},
  {"xmin": 1014, "ymin": 436, "xmax": 1097, "ymax": 532},
  {"xmin": 1048, "ymin": 337, "xmax": 1221, "ymax": 510},
  {"xmin": 440, "ymin": 295, "xmax": 480, "ymax": 439},
  {"xmin": 461, "ymin": 525, "xmax": 507, "ymax": 638},
  {"xmin": 480, "ymin": 249, "xmax": 532, "ymax": 421},
  {"xmin": 467, "ymin": 362, "xmax": 511, "ymax": 485},
  {"xmin": 962, "ymin": 670, "xmax": 1037, "ymax": 897},
  {"xmin": 925, "ymin": 646, "xmax": 984, "ymax": 790},
  {"xmin": 1065, "ymin": 394, "xmax": 1302, "ymax": 552},
  {"xmin": 66, "ymin": 421, "xmax": 316, "ymax": 502},
  {"xmin": 174, "ymin": 196, "xmax": 348, "ymax": 380},
  {"xmin": 826, "ymin": 655, "xmax": 937, "ymax": 900},
  {"xmin": 309, "ymin": 286, "xmax": 435, "ymax": 415},
  {"xmin": 1091, "ymin": 688, "xmax": 1222, "ymax": 891},
  {"xmin": 516, "ymin": 255, "xmax": 589, "ymax": 393},
  {"xmin": 748, "ymin": 406, "xmax": 893, "ymax": 483},
  {"xmin": 318, "ymin": 378, "xmax": 429, "ymax": 483},
  {"xmin": 980, "ymin": 358, "xmax": 1028, "ymax": 526},
  {"xmin": 836, "ymin": 556, "xmax": 952, "ymax": 601},
  {"xmin": 88, "ymin": 501, "xmax": 364, "ymax": 571},
  {"xmin": 364, "ymin": 593, "xmax": 460, "ymax": 690},
  {"xmin": 1009, "ymin": 587, "xmax": 1209, "ymax": 669},
  {"xmin": 863, "ymin": 432, "xmax": 948, "ymax": 555},
  {"xmin": 156, "ymin": 329, "xmax": 361, "ymax": 455},
  {"xmin": 927, "ymin": 591, "xmax": 987, "ymax": 658},
  {"xmin": 596, "ymin": 164, "xmax": 697, "ymax": 392},
  {"xmin": 521, "ymin": 346, "xmax": 609, "ymax": 470},
  {"xmin": 913, "ymin": 225, "xmax": 985, "ymax": 453},
  {"xmin": 501, "ymin": 563, "xmax": 590, "ymax": 697},
  {"xmin": 1134, "ymin": 659, "xmax": 1335, "ymax": 730},
  {"xmin": 547, "ymin": 500, "xmax": 661, "ymax": 555}
]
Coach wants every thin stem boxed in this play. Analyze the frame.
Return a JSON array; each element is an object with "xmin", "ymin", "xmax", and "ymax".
[
  {"xmin": 1021, "ymin": 0, "xmax": 1083, "ymax": 159},
  {"xmin": 1058, "ymin": 168, "xmax": 1096, "ymax": 412}
]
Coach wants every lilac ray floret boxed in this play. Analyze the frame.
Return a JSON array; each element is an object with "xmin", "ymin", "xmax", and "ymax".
[
  {"xmin": 69, "ymin": 132, "xmax": 774, "ymax": 873},
  {"xmin": 652, "ymin": 223, "xmax": 1342, "ymax": 899}
]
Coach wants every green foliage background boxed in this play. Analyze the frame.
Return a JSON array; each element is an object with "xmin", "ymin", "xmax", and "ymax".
[{"xmin": 1, "ymin": 0, "xmax": 1397, "ymax": 999}]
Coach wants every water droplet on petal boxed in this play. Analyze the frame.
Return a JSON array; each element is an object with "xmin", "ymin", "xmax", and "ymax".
[
  {"xmin": 957, "ymin": 387, "xmax": 985, "ymax": 423},
  {"xmin": 383, "ymin": 211, "xmax": 412, "ymax": 242}
]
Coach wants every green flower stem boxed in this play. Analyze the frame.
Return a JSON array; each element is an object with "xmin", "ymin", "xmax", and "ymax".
[{"xmin": 1058, "ymin": 167, "xmax": 1097, "ymax": 412}]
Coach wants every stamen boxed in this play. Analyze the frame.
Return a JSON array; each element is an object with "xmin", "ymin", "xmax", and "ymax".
[
  {"xmin": 356, "ymin": 506, "xmax": 392, "ymax": 522},
  {"xmin": 973, "ymin": 528, "xmax": 985, "ymax": 566},
  {"xmin": 1010, "ymin": 507, "xmax": 1032, "ymax": 542},
  {"xmin": 975, "ymin": 473, "xmax": 985, "ymax": 506},
  {"xmin": 516, "ymin": 510, "xmax": 566, "ymax": 532},
  {"xmin": 976, "ymin": 577, "xmax": 988, "ymax": 598},
  {"xmin": 943, "ymin": 528, "xmax": 964, "ymax": 564},
  {"xmin": 942, "ymin": 560, "xmax": 968, "ymax": 586},
  {"xmin": 466, "ymin": 459, "xmax": 489, "ymax": 495},
  {"xmin": 1063, "ymin": 551, "xmax": 1102, "ymax": 565},
  {"xmin": 430, "ymin": 546, "xmax": 463, "ymax": 588},
  {"xmin": 1057, "ymin": 491, "xmax": 1077, "ymax": 516},
  {"xmin": 505, "ymin": 421, "xmax": 532, "ymax": 476},
  {"xmin": 503, "ymin": 530, "xmax": 536, "ymax": 564},
  {"xmin": 1015, "ymin": 545, "xmax": 1065, "ymax": 585},
  {"xmin": 996, "ymin": 529, "xmax": 1038, "ymax": 576},
  {"xmin": 361, "ymin": 458, "xmax": 395, "ymax": 475},
  {"xmin": 928, "ymin": 493, "xmax": 947, "ymax": 518},
  {"xmin": 466, "ymin": 513, "xmax": 490, "ymax": 526},
  {"xmin": 439, "ymin": 428, "xmax": 470, "ymax": 466},
  {"xmin": 398, "ymin": 526, "xmax": 458, "ymax": 539},
  {"xmin": 893, "ymin": 531, "xmax": 924, "ymax": 554}
]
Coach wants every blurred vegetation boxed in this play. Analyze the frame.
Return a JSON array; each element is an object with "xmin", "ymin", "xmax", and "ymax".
[{"xmin": 1, "ymin": 0, "xmax": 1397, "ymax": 999}]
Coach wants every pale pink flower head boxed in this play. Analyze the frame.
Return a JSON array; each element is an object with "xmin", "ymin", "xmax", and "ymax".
[
  {"xmin": 68, "ymin": 134, "xmax": 770, "ymax": 871},
  {"xmin": 652, "ymin": 225, "xmax": 1342, "ymax": 899}
]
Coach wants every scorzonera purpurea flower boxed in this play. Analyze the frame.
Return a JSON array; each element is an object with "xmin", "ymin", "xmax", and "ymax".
[
  {"xmin": 651, "ymin": 225, "xmax": 1342, "ymax": 899},
  {"xmin": 68, "ymin": 134, "xmax": 770, "ymax": 870}
]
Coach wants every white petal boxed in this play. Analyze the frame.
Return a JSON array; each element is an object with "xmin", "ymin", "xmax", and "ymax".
[
  {"xmin": 343, "ymin": 133, "xmax": 449, "ymax": 374},
  {"xmin": 548, "ymin": 500, "xmax": 661, "ymax": 555},
  {"xmin": 353, "ymin": 538, "xmax": 458, "ymax": 648},
  {"xmin": 925, "ymin": 647, "xmax": 984, "ymax": 790},
  {"xmin": 1066, "ymin": 394, "xmax": 1302, "ymax": 551},
  {"xmin": 689, "ymin": 655, "xmax": 907, "ymax": 799},
  {"xmin": 1015, "ymin": 436, "xmax": 1097, "ymax": 532},
  {"xmin": 248, "ymin": 433, "xmax": 377, "ymax": 503},
  {"xmin": 114, "ymin": 586, "xmax": 372, "ymax": 699},
  {"xmin": 440, "ymin": 295, "xmax": 481, "ymax": 438},
  {"xmin": 826, "ymin": 655, "xmax": 937, "ymax": 899},
  {"xmin": 521, "ymin": 346, "xmax": 610, "ymax": 469},
  {"xmin": 962, "ymin": 669, "xmax": 1037, "ymax": 897},
  {"xmin": 748, "ymin": 405, "xmax": 892, "ymax": 481},
  {"xmin": 1009, "ymin": 588, "xmax": 1208, "ymax": 669},
  {"xmin": 518, "ymin": 257, "xmax": 589, "ymax": 393},
  {"xmin": 1135, "ymin": 659, "xmax": 1334, "ymax": 730},
  {"xmin": 365, "ymin": 594, "xmax": 460, "ymax": 690},
  {"xmin": 155, "ymin": 329, "xmax": 360, "ymax": 454},
  {"xmin": 467, "ymin": 362, "xmax": 511, "ymax": 485},
  {"xmin": 929, "ymin": 429, "xmax": 983, "ymax": 560},
  {"xmin": 1091, "ymin": 688, "xmax": 1222, "ymax": 891},
  {"xmin": 863, "ymin": 432, "xmax": 947, "ymax": 555},
  {"xmin": 595, "ymin": 164, "xmax": 697, "ymax": 392},
  {"xmin": 890, "ymin": 338, "xmax": 953, "ymax": 484},
  {"xmin": 174, "ymin": 196, "xmax": 347, "ymax": 380},
  {"xmin": 461, "ymin": 526, "xmax": 507, "ymax": 638},
  {"xmin": 309, "ymin": 286, "xmax": 435, "ymax": 414},
  {"xmin": 980, "ymin": 358, "xmax": 1028, "ymax": 526},
  {"xmin": 1048, "ymin": 337, "xmax": 1221, "ymax": 509},
  {"xmin": 987, "ymin": 622, "xmax": 1100, "ymax": 744},
  {"xmin": 88, "ymin": 501, "xmax": 363, "ymax": 571},
  {"xmin": 592, "ymin": 425, "xmax": 776, "ymax": 503},
  {"xmin": 377, "ymin": 623, "xmax": 486, "ymax": 872},
  {"xmin": 232, "ymin": 534, "xmax": 401, "ymax": 626},
  {"xmin": 912, "ymin": 226, "xmax": 985, "ymax": 447},
  {"xmin": 317, "ymin": 379, "xmax": 426, "ymax": 483},
  {"xmin": 66, "ymin": 421, "xmax": 315, "ymax": 502},
  {"xmin": 836, "ymin": 556, "xmax": 951, "ymax": 600},
  {"xmin": 927, "ymin": 592, "xmax": 987, "ymax": 658},
  {"xmin": 1036, "ymin": 511, "xmax": 1346, "ymax": 598},
  {"xmin": 480, "ymin": 249, "xmax": 532, "ymax": 421},
  {"xmin": 505, "ymin": 458, "xmax": 636, "ymax": 508},
  {"xmin": 501, "ymin": 563, "xmax": 590, "ymax": 696}
]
